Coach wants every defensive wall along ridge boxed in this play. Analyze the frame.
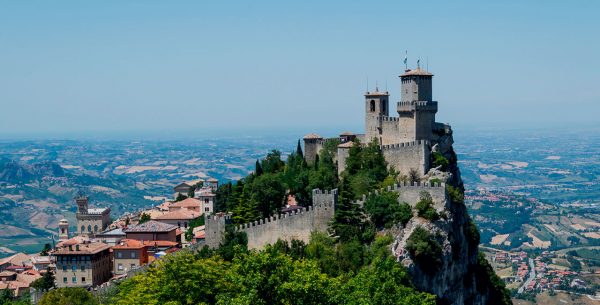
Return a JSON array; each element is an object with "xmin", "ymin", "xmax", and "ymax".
[
  {"xmin": 205, "ymin": 182, "xmax": 448, "ymax": 250},
  {"xmin": 352, "ymin": 181, "xmax": 447, "ymax": 210},
  {"xmin": 205, "ymin": 189, "xmax": 337, "ymax": 250}
]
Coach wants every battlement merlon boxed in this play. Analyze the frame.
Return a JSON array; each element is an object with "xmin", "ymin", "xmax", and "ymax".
[
  {"xmin": 380, "ymin": 140, "xmax": 430, "ymax": 150},
  {"xmin": 397, "ymin": 101, "xmax": 438, "ymax": 113},
  {"xmin": 312, "ymin": 188, "xmax": 338, "ymax": 207}
]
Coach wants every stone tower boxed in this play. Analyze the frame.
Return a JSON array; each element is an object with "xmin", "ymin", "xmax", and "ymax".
[
  {"xmin": 58, "ymin": 218, "xmax": 69, "ymax": 241},
  {"xmin": 364, "ymin": 89, "xmax": 390, "ymax": 143},
  {"xmin": 303, "ymin": 133, "xmax": 323, "ymax": 165},
  {"xmin": 398, "ymin": 68, "xmax": 438, "ymax": 141},
  {"xmin": 76, "ymin": 195, "xmax": 88, "ymax": 215}
]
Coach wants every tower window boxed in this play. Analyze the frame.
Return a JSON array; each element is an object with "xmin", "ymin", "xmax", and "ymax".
[
  {"xmin": 370, "ymin": 100, "xmax": 375, "ymax": 112},
  {"xmin": 382, "ymin": 102, "xmax": 386, "ymax": 112}
]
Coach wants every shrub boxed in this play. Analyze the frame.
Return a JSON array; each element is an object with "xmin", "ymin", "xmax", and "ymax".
[
  {"xmin": 415, "ymin": 192, "xmax": 439, "ymax": 221},
  {"xmin": 432, "ymin": 152, "xmax": 449, "ymax": 171},
  {"xmin": 406, "ymin": 227, "xmax": 443, "ymax": 274},
  {"xmin": 446, "ymin": 185, "xmax": 464, "ymax": 205}
]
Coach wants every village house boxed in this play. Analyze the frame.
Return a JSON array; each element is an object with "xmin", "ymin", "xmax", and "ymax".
[
  {"xmin": 53, "ymin": 241, "xmax": 111, "ymax": 288},
  {"xmin": 169, "ymin": 197, "xmax": 202, "ymax": 213},
  {"xmin": 112, "ymin": 239, "xmax": 148, "ymax": 276},
  {"xmin": 154, "ymin": 209, "xmax": 202, "ymax": 230},
  {"xmin": 123, "ymin": 220, "xmax": 180, "ymax": 244}
]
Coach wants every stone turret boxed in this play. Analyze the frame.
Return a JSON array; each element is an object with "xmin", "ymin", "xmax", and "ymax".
[
  {"xmin": 76, "ymin": 195, "xmax": 88, "ymax": 215},
  {"xmin": 303, "ymin": 133, "xmax": 323, "ymax": 165},
  {"xmin": 58, "ymin": 218, "xmax": 69, "ymax": 241},
  {"xmin": 398, "ymin": 68, "xmax": 438, "ymax": 141},
  {"xmin": 364, "ymin": 89, "xmax": 390, "ymax": 143}
]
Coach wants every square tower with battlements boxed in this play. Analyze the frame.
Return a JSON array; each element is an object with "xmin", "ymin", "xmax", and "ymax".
[{"xmin": 398, "ymin": 68, "xmax": 438, "ymax": 142}]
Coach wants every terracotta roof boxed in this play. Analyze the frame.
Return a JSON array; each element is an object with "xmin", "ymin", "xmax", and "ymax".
[
  {"xmin": 125, "ymin": 220, "xmax": 178, "ymax": 233},
  {"xmin": 53, "ymin": 242, "xmax": 110, "ymax": 255},
  {"xmin": 194, "ymin": 231, "xmax": 205, "ymax": 239},
  {"xmin": 112, "ymin": 239, "xmax": 145, "ymax": 250},
  {"xmin": 400, "ymin": 68, "xmax": 433, "ymax": 77},
  {"xmin": 303, "ymin": 133, "xmax": 322, "ymax": 139},
  {"xmin": 16, "ymin": 273, "xmax": 41, "ymax": 285},
  {"xmin": 0, "ymin": 281, "xmax": 29, "ymax": 290},
  {"xmin": 0, "ymin": 253, "xmax": 31, "ymax": 266},
  {"xmin": 338, "ymin": 141, "xmax": 355, "ymax": 148},
  {"xmin": 143, "ymin": 240, "xmax": 178, "ymax": 247},
  {"xmin": 0, "ymin": 271, "xmax": 16, "ymax": 277},
  {"xmin": 157, "ymin": 201, "xmax": 172, "ymax": 211},
  {"xmin": 170, "ymin": 197, "xmax": 201, "ymax": 208},
  {"xmin": 155, "ymin": 209, "xmax": 201, "ymax": 220},
  {"xmin": 56, "ymin": 236, "xmax": 89, "ymax": 248}
]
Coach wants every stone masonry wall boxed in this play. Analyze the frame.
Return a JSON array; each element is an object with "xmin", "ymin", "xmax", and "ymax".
[
  {"xmin": 205, "ymin": 189, "xmax": 337, "ymax": 250},
  {"xmin": 382, "ymin": 140, "xmax": 430, "ymax": 176},
  {"xmin": 353, "ymin": 181, "xmax": 447, "ymax": 210}
]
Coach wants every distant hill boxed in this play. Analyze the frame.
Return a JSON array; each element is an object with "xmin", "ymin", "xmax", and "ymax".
[{"xmin": 0, "ymin": 158, "xmax": 65, "ymax": 184}]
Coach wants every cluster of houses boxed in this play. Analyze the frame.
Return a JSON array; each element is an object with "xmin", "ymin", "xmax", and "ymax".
[
  {"xmin": 0, "ymin": 253, "xmax": 50, "ymax": 298},
  {"xmin": 493, "ymin": 250, "xmax": 589, "ymax": 293},
  {"xmin": 0, "ymin": 178, "xmax": 218, "ymax": 298}
]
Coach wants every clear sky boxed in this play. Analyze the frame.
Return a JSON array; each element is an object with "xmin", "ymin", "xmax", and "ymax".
[{"xmin": 1, "ymin": 1, "xmax": 599, "ymax": 137}]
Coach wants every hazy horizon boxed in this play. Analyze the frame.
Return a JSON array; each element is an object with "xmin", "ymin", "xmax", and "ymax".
[{"xmin": 1, "ymin": 1, "xmax": 599, "ymax": 136}]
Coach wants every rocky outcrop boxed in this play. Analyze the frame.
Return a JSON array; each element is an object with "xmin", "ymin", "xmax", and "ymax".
[{"xmin": 391, "ymin": 131, "xmax": 508, "ymax": 305}]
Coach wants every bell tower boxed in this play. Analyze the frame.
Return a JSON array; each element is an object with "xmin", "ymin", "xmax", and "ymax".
[
  {"xmin": 364, "ymin": 88, "xmax": 390, "ymax": 143},
  {"xmin": 398, "ymin": 68, "xmax": 437, "ymax": 141},
  {"xmin": 58, "ymin": 218, "xmax": 69, "ymax": 241}
]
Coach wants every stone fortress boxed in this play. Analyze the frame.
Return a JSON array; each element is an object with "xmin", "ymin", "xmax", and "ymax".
[
  {"xmin": 205, "ymin": 65, "xmax": 456, "ymax": 250},
  {"xmin": 304, "ymin": 66, "xmax": 453, "ymax": 177}
]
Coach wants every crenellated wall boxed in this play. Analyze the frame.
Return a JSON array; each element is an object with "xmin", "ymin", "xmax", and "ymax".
[
  {"xmin": 205, "ymin": 189, "xmax": 337, "ymax": 250},
  {"xmin": 352, "ymin": 181, "xmax": 447, "ymax": 210},
  {"xmin": 379, "ymin": 116, "xmax": 400, "ymax": 145},
  {"xmin": 382, "ymin": 140, "xmax": 430, "ymax": 176}
]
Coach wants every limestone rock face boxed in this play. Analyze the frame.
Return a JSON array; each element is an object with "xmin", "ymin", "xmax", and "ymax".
[{"xmin": 392, "ymin": 133, "xmax": 493, "ymax": 305}]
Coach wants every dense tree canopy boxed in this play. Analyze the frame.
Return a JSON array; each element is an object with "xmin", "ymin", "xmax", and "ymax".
[{"xmin": 108, "ymin": 233, "xmax": 436, "ymax": 305}]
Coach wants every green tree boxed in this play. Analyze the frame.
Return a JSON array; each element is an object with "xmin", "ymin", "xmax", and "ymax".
[
  {"xmin": 30, "ymin": 268, "xmax": 55, "ymax": 291},
  {"xmin": 405, "ymin": 227, "xmax": 443, "ymax": 274},
  {"xmin": 414, "ymin": 191, "xmax": 439, "ymax": 221},
  {"xmin": 363, "ymin": 191, "xmax": 412, "ymax": 228},
  {"xmin": 175, "ymin": 193, "xmax": 187, "ymax": 202},
  {"xmin": 40, "ymin": 243, "xmax": 51, "ymax": 256},
  {"xmin": 138, "ymin": 212, "xmax": 151, "ymax": 224},
  {"xmin": 38, "ymin": 288, "xmax": 98, "ymax": 305},
  {"xmin": 431, "ymin": 152, "xmax": 449, "ymax": 171}
]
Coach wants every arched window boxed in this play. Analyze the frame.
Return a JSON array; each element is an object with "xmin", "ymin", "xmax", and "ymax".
[
  {"xmin": 61, "ymin": 228, "xmax": 65, "ymax": 234},
  {"xmin": 87, "ymin": 225, "xmax": 92, "ymax": 232},
  {"xmin": 370, "ymin": 100, "xmax": 376, "ymax": 112},
  {"xmin": 382, "ymin": 102, "xmax": 386, "ymax": 112},
  {"xmin": 177, "ymin": 222, "xmax": 181, "ymax": 227},
  {"xmin": 81, "ymin": 226, "xmax": 85, "ymax": 233},
  {"xmin": 94, "ymin": 225, "xmax": 98, "ymax": 232},
  {"xmin": 184, "ymin": 222, "xmax": 188, "ymax": 228}
]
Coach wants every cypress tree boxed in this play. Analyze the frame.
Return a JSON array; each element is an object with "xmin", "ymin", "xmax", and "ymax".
[
  {"xmin": 296, "ymin": 139, "xmax": 303, "ymax": 157},
  {"xmin": 255, "ymin": 159, "xmax": 263, "ymax": 176}
]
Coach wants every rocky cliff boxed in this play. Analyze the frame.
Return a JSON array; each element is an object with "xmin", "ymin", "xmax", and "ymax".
[{"xmin": 392, "ymin": 131, "xmax": 511, "ymax": 305}]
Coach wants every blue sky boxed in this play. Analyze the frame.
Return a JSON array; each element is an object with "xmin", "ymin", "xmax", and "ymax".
[{"xmin": 1, "ymin": 1, "xmax": 599, "ymax": 137}]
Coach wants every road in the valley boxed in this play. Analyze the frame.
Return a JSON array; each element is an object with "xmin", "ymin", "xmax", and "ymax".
[{"xmin": 518, "ymin": 258, "xmax": 536, "ymax": 294}]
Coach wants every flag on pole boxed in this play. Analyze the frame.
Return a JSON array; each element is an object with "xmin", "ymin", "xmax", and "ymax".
[
  {"xmin": 403, "ymin": 51, "xmax": 408, "ymax": 69},
  {"xmin": 417, "ymin": 59, "xmax": 420, "ymax": 69}
]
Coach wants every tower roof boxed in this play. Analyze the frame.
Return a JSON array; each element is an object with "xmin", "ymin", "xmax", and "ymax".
[
  {"xmin": 364, "ymin": 90, "xmax": 389, "ymax": 96},
  {"xmin": 400, "ymin": 68, "xmax": 433, "ymax": 77},
  {"xmin": 303, "ymin": 133, "xmax": 322, "ymax": 139}
]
